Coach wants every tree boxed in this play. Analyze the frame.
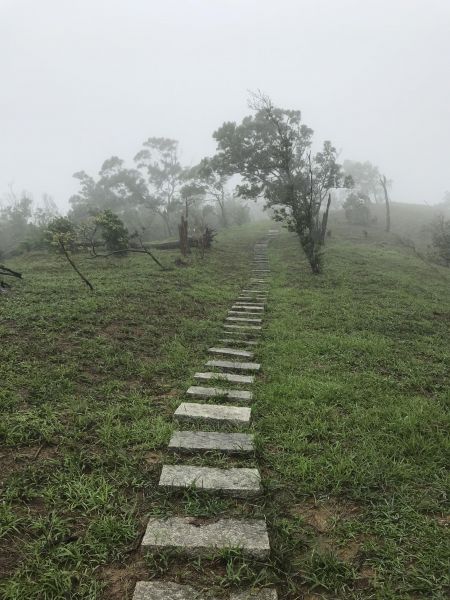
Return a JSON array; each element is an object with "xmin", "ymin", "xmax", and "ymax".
[
  {"xmin": 379, "ymin": 174, "xmax": 392, "ymax": 233},
  {"xmin": 191, "ymin": 157, "xmax": 230, "ymax": 226},
  {"xmin": 343, "ymin": 192, "xmax": 371, "ymax": 225},
  {"xmin": 343, "ymin": 160, "xmax": 382, "ymax": 203},
  {"xmin": 212, "ymin": 94, "xmax": 349, "ymax": 273},
  {"xmin": 431, "ymin": 215, "xmax": 450, "ymax": 266},
  {"xmin": 134, "ymin": 138, "xmax": 184, "ymax": 235}
]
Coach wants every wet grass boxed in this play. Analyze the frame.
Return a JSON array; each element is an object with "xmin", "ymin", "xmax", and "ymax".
[
  {"xmin": 1, "ymin": 221, "xmax": 449, "ymax": 599},
  {"xmin": 0, "ymin": 223, "xmax": 268, "ymax": 599}
]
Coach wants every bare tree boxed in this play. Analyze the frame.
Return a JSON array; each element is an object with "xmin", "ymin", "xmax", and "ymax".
[{"xmin": 379, "ymin": 174, "xmax": 391, "ymax": 232}]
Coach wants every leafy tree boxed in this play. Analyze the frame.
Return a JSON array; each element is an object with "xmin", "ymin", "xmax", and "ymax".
[
  {"xmin": 134, "ymin": 138, "xmax": 185, "ymax": 235},
  {"xmin": 431, "ymin": 215, "xmax": 450, "ymax": 266},
  {"xmin": 343, "ymin": 192, "xmax": 371, "ymax": 225},
  {"xmin": 94, "ymin": 209, "xmax": 129, "ymax": 252},
  {"xmin": 343, "ymin": 160, "xmax": 382, "ymax": 203},
  {"xmin": 213, "ymin": 94, "xmax": 349, "ymax": 273},
  {"xmin": 190, "ymin": 157, "xmax": 230, "ymax": 226}
]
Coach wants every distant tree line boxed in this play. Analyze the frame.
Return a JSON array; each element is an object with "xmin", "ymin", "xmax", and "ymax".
[{"xmin": 2, "ymin": 93, "xmax": 450, "ymax": 277}]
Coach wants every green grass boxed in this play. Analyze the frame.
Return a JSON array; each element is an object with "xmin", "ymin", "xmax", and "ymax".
[
  {"xmin": 258, "ymin": 228, "xmax": 450, "ymax": 598},
  {"xmin": 0, "ymin": 223, "xmax": 268, "ymax": 599},
  {"xmin": 1, "ymin": 220, "xmax": 449, "ymax": 599}
]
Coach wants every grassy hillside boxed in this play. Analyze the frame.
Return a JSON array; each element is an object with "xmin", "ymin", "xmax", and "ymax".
[{"xmin": 1, "ymin": 221, "xmax": 449, "ymax": 599}]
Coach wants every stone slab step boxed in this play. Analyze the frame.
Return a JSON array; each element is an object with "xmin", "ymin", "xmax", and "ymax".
[
  {"xmin": 218, "ymin": 338, "xmax": 259, "ymax": 346},
  {"xmin": 159, "ymin": 465, "xmax": 260, "ymax": 497},
  {"xmin": 232, "ymin": 305, "xmax": 264, "ymax": 311},
  {"xmin": 241, "ymin": 289, "xmax": 267, "ymax": 294},
  {"xmin": 206, "ymin": 359, "xmax": 260, "ymax": 371},
  {"xmin": 237, "ymin": 297, "xmax": 266, "ymax": 302},
  {"xmin": 174, "ymin": 402, "xmax": 251, "ymax": 426},
  {"xmin": 228, "ymin": 311, "xmax": 262, "ymax": 317},
  {"xmin": 141, "ymin": 517, "xmax": 270, "ymax": 558},
  {"xmin": 194, "ymin": 371, "xmax": 255, "ymax": 384},
  {"xmin": 133, "ymin": 581, "xmax": 278, "ymax": 599},
  {"xmin": 226, "ymin": 317, "xmax": 262, "ymax": 323},
  {"xmin": 168, "ymin": 430, "xmax": 254, "ymax": 453},
  {"xmin": 223, "ymin": 324, "xmax": 262, "ymax": 332},
  {"xmin": 208, "ymin": 347, "xmax": 254, "ymax": 358},
  {"xmin": 186, "ymin": 386, "xmax": 252, "ymax": 402}
]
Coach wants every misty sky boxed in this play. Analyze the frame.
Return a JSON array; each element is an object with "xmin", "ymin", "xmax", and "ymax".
[{"xmin": 1, "ymin": 0, "xmax": 449, "ymax": 210}]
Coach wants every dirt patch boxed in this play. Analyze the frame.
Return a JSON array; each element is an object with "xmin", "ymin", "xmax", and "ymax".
[
  {"xmin": 290, "ymin": 498, "xmax": 361, "ymax": 533},
  {"xmin": 99, "ymin": 560, "xmax": 148, "ymax": 600}
]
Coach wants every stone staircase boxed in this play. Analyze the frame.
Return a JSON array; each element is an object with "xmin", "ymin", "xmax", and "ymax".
[{"xmin": 133, "ymin": 230, "xmax": 280, "ymax": 599}]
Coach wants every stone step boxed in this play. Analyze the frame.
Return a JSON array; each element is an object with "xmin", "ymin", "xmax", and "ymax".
[
  {"xmin": 223, "ymin": 324, "xmax": 262, "ymax": 331},
  {"xmin": 237, "ymin": 297, "xmax": 266, "ymax": 302},
  {"xmin": 228, "ymin": 311, "xmax": 262, "ymax": 317},
  {"xmin": 232, "ymin": 305, "xmax": 264, "ymax": 310},
  {"xmin": 206, "ymin": 359, "xmax": 260, "ymax": 371},
  {"xmin": 186, "ymin": 386, "xmax": 252, "ymax": 402},
  {"xmin": 218, "ymin": 338, "xmax": 259, "ymax": 346},
  {"xmin": 159, "ymin": 465, "xmax": 260, "ymax": 497},
  {"xmin": 241, "ymin": 289, "xmax": 267, "ymax": 294},
  {"xmin": 174, "ymin": 402, "xmax": 251, "ymax": 426},
  {"xmin": 226, "ymin": 317, "xmax": 262, "ymax": 323},
  {"xmin": 208, "ymin": 347, "xmax": 254, "ymax": 358},
  {"xmin": 141, "ymin": 517, "xmax": 270, "ymax": 558},
  {"xmin": 168, "ymin": 430, "xmax": 254, "ymax": 453},
  {"xmin": 194, "ymin": 371, "xmax": 255, "ymax": 384},
  {"xmin": 133, "ymin": 582, "xmax": 278, "ymax": 600}
]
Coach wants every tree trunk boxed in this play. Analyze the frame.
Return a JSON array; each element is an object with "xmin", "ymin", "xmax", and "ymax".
[
  {"xmin": 380, "ymin": 175, "xmax": 391, "ymax": 233},
  {"xmin": 178, "ymin": 215, "xmax": 189, "ymax": 256},
  {"xmin": 320, "ymin": 193, "xmax": 332, "ymax": 244},
  {"xmin": 59, "ymin": 241, "xmax": 94, "ymax": 291}
]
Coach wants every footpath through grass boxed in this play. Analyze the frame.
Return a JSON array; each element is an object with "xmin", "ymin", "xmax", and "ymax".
[
  {"xmin": 0, "ymin": 223, "xmax": 268, "ymax": 599},
  {"xmin": 1, "ymin": 222, "xmax": 449, "ymax": 599},
  {"xmin": 258, "ymin": 229, "xmax": 450, "ymax": 598}
]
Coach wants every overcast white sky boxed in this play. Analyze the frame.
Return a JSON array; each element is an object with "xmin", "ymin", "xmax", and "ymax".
[{"xmin": 1, "ymin": 0, "xmax": 449, "ymax": 210}]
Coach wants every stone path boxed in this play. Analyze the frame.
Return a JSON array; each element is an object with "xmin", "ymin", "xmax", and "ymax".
[{"xmin": 134, "ymin": 233, "xmax": 278, "ymax": 599}]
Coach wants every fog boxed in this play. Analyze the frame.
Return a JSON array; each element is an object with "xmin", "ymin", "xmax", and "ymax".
[{"xmin": 1, "ymin": 0, "xmax": 449, "ymax": 210}]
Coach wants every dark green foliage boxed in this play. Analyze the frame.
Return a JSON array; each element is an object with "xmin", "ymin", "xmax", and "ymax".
[
  {"xmin": 94, "ymin": 209, "xmax": 129, "ymax": 252},
  {"xmin": 213, "ymin": 94, "xmax": 349, "ymax": 273},
  {"xmin": 343, "ymin": 192, "xmax": 371, "ymax": 225}
]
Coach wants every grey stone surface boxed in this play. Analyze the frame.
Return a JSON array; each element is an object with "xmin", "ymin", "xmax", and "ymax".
[
  {"xmin": 194, "ymin": 371, "xmax": 255, "ymax": 384},
  {"xmin": 231, "ymin": 592, "xmax": 278, "ymax": 600},
  {"xmin": 159, "ymin": 465, "xmax": 260, "ymax": 497},
  {"xmin": 228, "ymin": 311, "xmax": 262, "ymax": 317},
  {"xmin": 241, "ymin": 289, "xmax": 267, "ymax": 294},
  {"xmin": 133, "ymin": 581, "xmax": 204, "ymax": 600},
  {"xmin": 168, "ymin": 430, "xmax": 254, "ymax": 453},
  {"xmin": 232, "ymin": 305, "xmax": 264, "ymax": 311},
  {"xmin": 133, "ymin": 582, "xmax": 278, "ymax": 600},
  {"xmin": 223, "ymin": 324, "xmax": 262, "ymax": 331},
  {"xmin": 237, "ymin": 296, "xmax": 266, "ymax": 302},
  {"xmin": 218, "ymin": 338, "xmax": 259, "ymax": 346},
  {"xmin": 226, "ymin": 317, "xmax": 262, "ymax": 323},
  {"xmin": 206, "ymin": 359, "xmax": 261, "ymax": 371},
  {"xmin": 174, "ymin": 402, "xmax": 251, "ymax": 425},
  {"xmin": 142, "ymin": 517, "xmax": 270, "ymax": 558},
  {"xmin": 186, "ymin": 386, "xmax": 252, "ymax": 402},
  {"xmin": 208, "ymin": 347, "xmax": 254, "ymax": 358}
]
